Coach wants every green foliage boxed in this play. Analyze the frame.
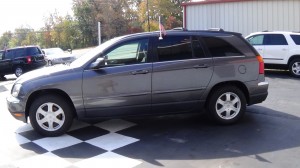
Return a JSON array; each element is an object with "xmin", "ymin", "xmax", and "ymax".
[{"xmin": 0, "ymin": 0, "xmax": 186, "ymax": 50}]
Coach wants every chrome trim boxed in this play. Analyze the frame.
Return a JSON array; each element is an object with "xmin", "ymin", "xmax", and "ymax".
[{"xmin": 258, "ymin": 81, "xmax": 269, "ymax": 86}]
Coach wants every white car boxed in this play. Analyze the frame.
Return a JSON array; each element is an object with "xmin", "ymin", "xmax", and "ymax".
[
  {"xmin": 246, "ymin": 31, "xmax": 300, "ymax": 77},
  {"xmin": 43, "ymin": 48, "xmax": 76, "ymax": 66}
]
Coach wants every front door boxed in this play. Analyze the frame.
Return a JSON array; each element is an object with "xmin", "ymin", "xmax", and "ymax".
[{"xmin": 82, "ymin": 38, "xmax": 152, "ymax": 117}]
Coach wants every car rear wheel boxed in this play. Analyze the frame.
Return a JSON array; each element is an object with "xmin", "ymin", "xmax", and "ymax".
[
  {"xmin": 15, "ymin": 66, "xmax": 24, "ymax": 77},
  {"xmin": 29, "ymin": 94, "xmax": 74, "ymax": 136},
  {"xmin": 289, "ymin": 59, "xmax": 300, "ymax": 78},
  {"xmin": 207, "ymin": 86, "xmax": 246, "ymax": 124}
]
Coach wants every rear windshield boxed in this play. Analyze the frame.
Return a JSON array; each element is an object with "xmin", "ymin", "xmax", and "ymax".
[
  {"xmin": 290, "ymin": 35, "xmax": 300, "ymax": 45},
  {"xmin": 26, "ymin": 47, "xmax": 42, "ymax": 55}
]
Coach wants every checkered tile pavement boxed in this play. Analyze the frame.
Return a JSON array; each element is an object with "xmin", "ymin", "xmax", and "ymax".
[{"xmin": 0, "ymin": 119, "xmax": 142, "ymax": 168}]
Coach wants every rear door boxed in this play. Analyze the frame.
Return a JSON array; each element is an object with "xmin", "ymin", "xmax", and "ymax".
[
  {"xmin": 82, "ymin": 38, "xmax": 153, "ymax": 117},
  {"xmin": 151, "ymin": 35, "xmax": 213, "ymax": 113}
]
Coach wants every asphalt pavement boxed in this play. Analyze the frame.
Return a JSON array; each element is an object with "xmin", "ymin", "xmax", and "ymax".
[{"xmin": 0, "ymin": 70, "xmax": 299, "ymax": 168}]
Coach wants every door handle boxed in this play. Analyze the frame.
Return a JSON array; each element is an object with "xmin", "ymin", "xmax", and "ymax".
[
  {"xmin": 193, "ymin": 64, "xmax": 209, "ymax": 69},
  {"xmin": 131, "ymin": 70, "xmax": 149, "ymax": 75},
  {"xmin": 257, "ymin": 48, "xmax": 263, "ymax": 51}
]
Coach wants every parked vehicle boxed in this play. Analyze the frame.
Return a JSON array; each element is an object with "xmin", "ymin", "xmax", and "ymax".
[
  {"xmin": 246, "ymin": 31, "xmax": 300, "ymax": 77},
  {"xmin": 43, "ymin": 48, "xmax": 76, "ymax": 66},
  {"xmin": 7, "ymin": 29, "xmax": 269, "ymax": 136},
  {"xmin": 0, "ymin": 46, "xmax": 46, "ymax": 78}
]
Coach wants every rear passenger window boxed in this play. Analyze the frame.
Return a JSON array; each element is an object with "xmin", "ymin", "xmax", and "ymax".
[
  {"xmin": 157, "ymin": 36, "xmax": 193, "ymax": 61},
  {"xmin": 291, "ymin": 35, "xmax": 300, "ymax": 45},
  {"xmin": 264, "ymin": 34, "xmax": 288, "ymax": 45},
  {"xmin": 27, "ymin": 47, "xmax": 42, "ymax": 55},
  {"xmin": 15, "ymin": 49, "xmax": 25, "ymax": 58},
  {"xmin": 203, "ymin": 37, "xmax": 243, "ymax": 57}
]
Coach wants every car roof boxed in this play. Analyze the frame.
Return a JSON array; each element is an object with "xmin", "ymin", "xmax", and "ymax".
[
  {"xmin": 7, "ymin": 45, "xmax": 40, "ymax": 50},
  {"xmin": 116, "ymin": 29, "xmax": 242, "ymax": 42},
  {"xmin": 247, "ymin": 31, "xmax": 300, "ymax": 37}
]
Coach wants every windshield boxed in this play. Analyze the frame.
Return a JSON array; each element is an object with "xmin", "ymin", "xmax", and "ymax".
[
  {"xmin": 43, "ymin": 48, "xmax": 64, "ymax": 55},
  {"xmin": 70, "ymin": 37, "xmax": 122, "ymax": 68}
]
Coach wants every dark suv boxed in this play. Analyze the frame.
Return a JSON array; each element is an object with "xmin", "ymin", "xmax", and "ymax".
[
  {"xmin": 7, "ymin": 30, "xmax": 269, "ymax": 136},
  {"xmin": 0, "ymin": 46, "xmax": 46, "ymax": 79}
]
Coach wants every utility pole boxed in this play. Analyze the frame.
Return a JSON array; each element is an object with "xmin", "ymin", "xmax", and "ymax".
[{"xmin": 98, "ymin": 22, "xmax": 101, "ymax": 45}]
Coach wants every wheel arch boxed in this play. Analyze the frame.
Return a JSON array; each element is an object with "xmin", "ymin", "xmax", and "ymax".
[
  {"xmin": 205, "ymin": 81, "xmax": 250, "ymax": 106},
  {"xmin": 25, "ymin": 89, "xmax": 77, "ymax": 119},
  {"xmin": 288, "ymin": 55, "xmax": 300, "ymax": 65}
]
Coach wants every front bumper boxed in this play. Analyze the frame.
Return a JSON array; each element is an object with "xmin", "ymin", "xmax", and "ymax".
[{"xmin": 6, "ymin": 95, "xmax": 27, "ymax": 123}]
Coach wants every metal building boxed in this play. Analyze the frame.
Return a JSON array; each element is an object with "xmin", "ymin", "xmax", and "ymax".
[{"xmin": 182, "ymin": 0, "xmax": 300, "ymax": 36}]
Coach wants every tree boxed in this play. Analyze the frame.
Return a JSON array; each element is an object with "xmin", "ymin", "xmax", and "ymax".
[
  {"xmin": 138, "ymin": 0, "xmax": 183, "ymax": 31},
  {"xmin": 0, "ymin": 31, "xmax": 13, "ymax": 49}
]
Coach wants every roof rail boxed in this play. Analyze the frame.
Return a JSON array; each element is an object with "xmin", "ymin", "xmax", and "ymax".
[
  {"xmin": 172, "ymin": 27, "xmax": 188, "ymax": 31},
  {"xmin": 262, "ymin": 30, "xmax": 269, "ymax": 32},
  {"xmin": 208, "ymin": 28, "xmax": 224, "ymax": 32}
]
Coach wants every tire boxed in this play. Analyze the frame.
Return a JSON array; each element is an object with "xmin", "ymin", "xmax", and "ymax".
[
  {"xmin": 48, "ymin": 60, "xmax": 53, "ymax": 66},
  {"xmin": 207, "ymin": 86, "xmax": 246, "ymax": 125},
  {"xmin": 0, "ymin": 75, "xmax": 6, "ymax": 81},
  {"xmin": 29, "ymin": 94, "xmax": 74, "ymax": 137},
  {"xmin": 289, "ymin": 59, "xmax": 300, "ymax": 78},
  {"xmin": 14, "ymin": 66, "xmax": 24, "ymax": 77}
]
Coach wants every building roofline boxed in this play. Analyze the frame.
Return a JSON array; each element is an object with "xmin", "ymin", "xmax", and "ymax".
[{"xmin": 182, "ymin": 0, "xmax": 254, "ymax": 6}]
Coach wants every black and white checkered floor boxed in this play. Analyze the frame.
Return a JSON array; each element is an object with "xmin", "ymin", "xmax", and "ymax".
[{"xmin": 1, "ymin": 119, "xmax": 142, "ymax": 168}]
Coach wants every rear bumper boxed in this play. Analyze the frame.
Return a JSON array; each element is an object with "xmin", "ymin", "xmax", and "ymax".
[
  {"xmin": 248, "ymin": 81, "xmax": 269, "ymax": 105},
  {"xmin": 24, "ymin": 61, "xmax": 46, "ymax": 71}
]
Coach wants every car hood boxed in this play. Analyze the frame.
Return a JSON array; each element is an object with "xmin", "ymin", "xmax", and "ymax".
[{"xmin": 15, "ymin": 65, "xmax": 75, "ymax": 84}]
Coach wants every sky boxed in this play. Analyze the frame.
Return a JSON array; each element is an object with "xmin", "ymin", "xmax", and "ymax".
[{"xmin": 0, "ymin": 0, "xmax": 73, "ymax": 35}]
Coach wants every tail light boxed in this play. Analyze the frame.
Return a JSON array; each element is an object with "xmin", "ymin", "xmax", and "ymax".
[
  {"xmin": 26, "ymin": 56, "xmax": 32, "ymax": 64},
  {"xmin": 256, "ymin": 55, "xmax": 264, "ymax": 74}
]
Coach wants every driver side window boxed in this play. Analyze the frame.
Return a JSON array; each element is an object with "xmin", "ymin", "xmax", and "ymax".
[{"xmin": 105, "ymin": 39, "xmax": 148, "ymax": 66}]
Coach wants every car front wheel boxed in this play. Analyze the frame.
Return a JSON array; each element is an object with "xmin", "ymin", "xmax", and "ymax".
[
  {"xmin": 29, "ymin": 94, "xmax": 74, "ymax": 136},
  {"xmin": 207, "ymin": 86, "xmax": 246, "ymax": 124},
  {"xmin": 289, "ymin": 59, "xmax": 300, "ymax": 78}
]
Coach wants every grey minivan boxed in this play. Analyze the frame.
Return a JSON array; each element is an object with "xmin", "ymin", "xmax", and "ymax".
[{"xmin": 7, "ymin": 30, "xmax": 268, "ymax": 136}]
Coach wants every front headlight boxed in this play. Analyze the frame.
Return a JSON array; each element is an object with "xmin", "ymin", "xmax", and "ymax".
[{"xmin": 12, "ymin": 84, "xmax": 22, "ymax": 97}]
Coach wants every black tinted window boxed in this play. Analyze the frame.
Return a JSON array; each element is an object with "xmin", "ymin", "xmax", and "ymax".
[
  {"xmin": 192, "ymin": 36, "xmax": 206, "ymax": 58},
  {"xmin": 5, "ymin": 50, "xmax": 14, "ymax": 59},
  {"xmin": 27, "ymin": 47, "xmax": 42, "ymax": 55},
  {"xmin": 264, "ymin": 34, "xmax": 288, "ymax": 45},
  {"xmin": 203, "ymin": 37, "xmax": 243, "ymax": 57},
  {"xmin": 15, "ymin": 49, "xmax": 25, "ymax": 58},
  {"xmin": 291, "ymin": 35, "xmax": 300, "ymax": 45},
  {"xmin": 157, "ymin": 36, "xmax": 193, "ymax": 61}
]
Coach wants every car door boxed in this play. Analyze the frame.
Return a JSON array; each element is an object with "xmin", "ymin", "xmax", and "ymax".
[
  {"xmin": 0, "ymin": 50, "xmax": 14, "ymax": 75},
  {"xmin": 263, "ymin": 34, "xmax": 289, "ymax": 64},
  {"xmin": 151, "ymin": 35, "xmax": 213, "ymax": 113},
  {"xmin": 82, "ymin": 38, "xmax": 152, "ymax": 117}
]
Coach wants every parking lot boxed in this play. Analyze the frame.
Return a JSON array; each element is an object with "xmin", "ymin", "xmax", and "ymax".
[{"xmin": 0, "ymin": 70, "xmax": 299, "ymax": 168}]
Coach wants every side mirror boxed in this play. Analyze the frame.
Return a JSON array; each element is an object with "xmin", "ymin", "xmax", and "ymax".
[
  {"xmin": 68, "ymin": 49, "xmax": 72, "ymax": 54},
  {"xmin": 42, "ymin": 50, "xmax": 45, "ymax": 54},
  {"xmin": 89, "ymin": 57, "xmax": 105, "ymax": 69}
]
